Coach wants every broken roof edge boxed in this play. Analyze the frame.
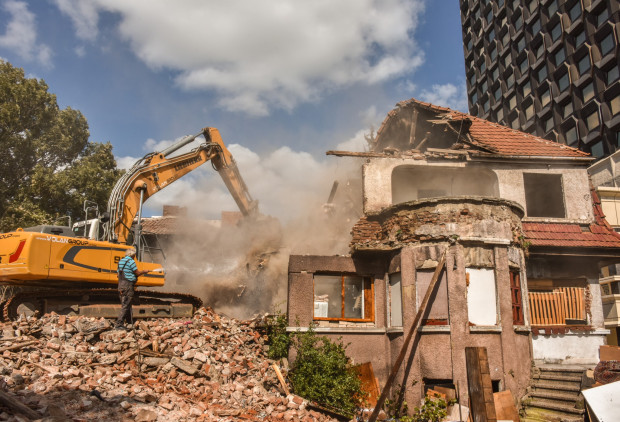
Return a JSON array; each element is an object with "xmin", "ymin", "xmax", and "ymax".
[
  {"xmin": 326, "ymin": 149, "xmax": 594, "ymax": 164},
  {"xmin": 373, "ymin": 97, "xmax": 591, "ymax": 159}
]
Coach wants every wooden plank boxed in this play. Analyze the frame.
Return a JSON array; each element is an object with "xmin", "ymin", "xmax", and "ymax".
[
  {"xmin": 465, "ymin": 347, "xmax": 497, "ymax": 422},
  {"xmin": 556, "ymin": 293, "xmax": 563, "ymax": 324},
  {"xmin": 541, "ymin": 293, "xmax": 549, "ymax": 325},
  {"xmin": 536, "ymin": 294, "xmax": 543, "ymax": 325},
  {"xmin": 272, "ymin": 364, "xmax": 290, "ymax": 396},
  {"xmin": 493, "ymin": 391, "xmax": 519, "ymax": 422},
  {"xmin": 532, "ymin": 293, "xmax": 541, "ymax": 325},
  {"xmin": 353, "ymin": 362, "xmax": 380, "ymax": 406},
  {"xmin": 549, "ymin": 293, "xmax": 556, "ymax": 324},
  {"xmin": 434, "ymin": 386, "xmax": 456, "ymax": 401},
  {"xmin": 368, "ymin": 251, "xmax": 447, "ymax": 422},
  {"xmin": 577, "ymin": 288, "xmax": 584, "ymax": 320},
  {"xmin": 531, "ymin": 294, "xmax": 539, "ymax": 325}
]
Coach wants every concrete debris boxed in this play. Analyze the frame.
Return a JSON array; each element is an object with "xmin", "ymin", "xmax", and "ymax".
[{"xmin": 0, "ymin": 309, "xmax": 337, "ymax": 421}]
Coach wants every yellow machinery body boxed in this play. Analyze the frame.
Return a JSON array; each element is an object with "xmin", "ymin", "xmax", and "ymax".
[{"xmin": 0, "ymin": 230, "xmax": 164, "ymax": 287}]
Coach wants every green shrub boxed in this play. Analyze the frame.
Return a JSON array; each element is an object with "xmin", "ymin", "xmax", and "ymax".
[
  {"xmin": 288, "ymin": 325, "xmax": 365, "ymax": 418},
  {"xmin": 265, "ymin": 311, "xmax": 290, "ymax": 360},
  {"xmin": 409, "ymin": 395, "xmax": 453, "ymax": 422}
]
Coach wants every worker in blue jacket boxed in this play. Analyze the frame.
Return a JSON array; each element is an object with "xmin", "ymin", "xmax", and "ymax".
[{"xmin": 114, "ymin": 248, "xmax": 149, "ymax": 329}]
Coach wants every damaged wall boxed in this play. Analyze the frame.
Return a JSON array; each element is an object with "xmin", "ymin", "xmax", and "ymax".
[
  {"xmin": 362, "ymin": 159, "xmax": 594, "ymax": 222},
  {"xmin": 287, "ymin": 198, "xmax": 531, "ymax": 410}
]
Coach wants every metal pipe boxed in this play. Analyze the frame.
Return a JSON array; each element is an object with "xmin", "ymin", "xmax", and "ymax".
[
  {"xmin": 160, "ymin": 130, "xmax": 205, "ymax": 157},
  {"xmin": 136, "ymin": 188, "xmax": 145, "ymax": 260}
]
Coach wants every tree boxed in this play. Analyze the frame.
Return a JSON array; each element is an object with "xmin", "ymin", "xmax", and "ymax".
[{"xmin": 0, "ymin": 60, "xmax": 121, "ymax": 232}]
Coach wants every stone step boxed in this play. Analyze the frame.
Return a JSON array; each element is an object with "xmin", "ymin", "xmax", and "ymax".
[
  {"xmin": 532, "ymin": 380, "xmax": 582, "ymax": 392},
  {"xmin": 522, "ymin": 410, "xmax": 583, "ymax": 422},
  {"xmin": 528, "ymin": 390, "xmax": 582, "ymax": 405},
  {"xmin": 532, "ymin": 381, "xmax": 581, "ymax": 394},
  {"xmin": 531, "ymin": 385, "xmax": 581, "ymax": 399},
  {"xmin": 534, "ymin": 373, "xmax": 583, "ymax": 383},
  {"xmin": 526, "ymin": 399, "xmax": 584, "ymax": 415},
  {"xmin": 536, "ymin": 365, "xmax": 587, "ymax": 374}
]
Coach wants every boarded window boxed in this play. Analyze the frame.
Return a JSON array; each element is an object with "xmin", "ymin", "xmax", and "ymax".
[
  {"xmin": 523, "ymin": 173, "xmax": 565, "ymax": 218},
  {"xmin": 417, "ymin": 269, "xmax": 449, "ymax": 324},
  {"xmin": 313, "ymin": 275, "xmax": 374, "ymax": 321},
  {"xmin": 466, "ymin": 268, "xmax": 497, "ymax": 325},
  {"xmin": 388, "ymin": 273, "xmax": 403, "ymax": 327}
]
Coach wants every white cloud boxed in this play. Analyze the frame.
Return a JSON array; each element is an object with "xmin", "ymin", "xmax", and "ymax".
[
  {"xmin": 117, "ymin": 136, "xmax": 361, "ymax": 222},
  {"xmin": 115, "ymin": 155, "xmax": 139, "ymax": 170},
  {"xmin": 0, "ymin": 1, "xmax": 52, "ymax": 66},
  {"xmin": 418, "ymin": 82, "xmax": 468, "ymax": 112},
  {"xmin": 52, "ymin": 0, "xmax": 99, "ymax": 41},
  {"xmin": 60, "ymin": 0, "xmax": 425, "ymax": 116}
]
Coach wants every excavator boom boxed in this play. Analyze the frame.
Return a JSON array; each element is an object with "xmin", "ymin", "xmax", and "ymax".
[{"xmin": 106, "ymin": 127, "xmax": 257, "ymax": 244}]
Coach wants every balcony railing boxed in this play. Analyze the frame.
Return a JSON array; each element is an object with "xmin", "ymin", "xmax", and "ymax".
[{"xmin": 528, "ymin": 287, "xmax": 586, "ymax": 325}]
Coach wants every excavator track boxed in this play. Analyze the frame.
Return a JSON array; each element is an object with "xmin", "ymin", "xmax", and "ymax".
[{"xmin": 2, "ymin": 288, "xmax": 203, "ymax": 321}]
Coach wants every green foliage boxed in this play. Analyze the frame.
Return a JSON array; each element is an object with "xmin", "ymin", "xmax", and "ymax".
[
  {"xmin": 408, "ymin": 395, "xmax": 454, "ymax": 422},
  {"xmin": 0, "ymin": 60, "xmax": 122, "ymax": 231},
  {"xmin": 384, "ymin": 385, "xmax": 454, "ymax": 422},
  {"xmin": 265, "ymin": 311, "xmax": 290, "ymax": 360},
  {"xmin": 288, "ymin": 325, "xmax": 365, "ymax": 418}
]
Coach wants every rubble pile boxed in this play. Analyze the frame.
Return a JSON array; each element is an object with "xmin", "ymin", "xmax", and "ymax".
[{"xmin": 0, "ymin": 309, "xmax": 337, "ymax": 421}]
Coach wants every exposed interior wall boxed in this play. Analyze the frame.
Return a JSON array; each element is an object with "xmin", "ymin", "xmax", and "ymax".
[
  {"xmin": 391, "ymin": 166, "xmax": 499, "ymax": 204},
  {"xmin": 493, "ymin": 165, "xmax": 593, "ymax": 222},
  {"xmin": 364, "ymin": 158, "xmax": 594, "ymax": 222}
]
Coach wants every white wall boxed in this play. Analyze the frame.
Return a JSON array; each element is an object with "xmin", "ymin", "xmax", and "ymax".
[{"xmin": 532, "ymin": 331, "xmax": 608, "ymax": 365}]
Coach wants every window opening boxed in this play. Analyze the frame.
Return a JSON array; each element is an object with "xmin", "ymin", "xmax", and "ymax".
[
  {"xmin": 313, "ymin": 275, "xmax": 374, "ymax": 321},
  {"xmin": 558, "ymin": 73, "xmax": 569, "ymax": 92},
  {"xmin": 585, "ymin": 110, "xmax": 599, "ymax": 130},
  {"xmin": 523, "ymin": 173, "xmax": 566, "ymax": 218},
  {"xmin": 578, "ymin": 55, "xmax": 590, "ymax": 75},
  {"xmin": 564, "ymin": 126, "xmax": 577, "ymax": 145},
  {"xmin": 600, "ymin": 33, "xmax": 614, "ymax": 56},
  {"xmin": 582, "ymin": 82, "xmax": 594, "ymax": 103}
]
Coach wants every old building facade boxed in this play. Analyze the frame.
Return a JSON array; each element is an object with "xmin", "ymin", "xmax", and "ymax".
[{"xmin": 287, "ymin": 98, "xmax": 620, "ymax": 409}]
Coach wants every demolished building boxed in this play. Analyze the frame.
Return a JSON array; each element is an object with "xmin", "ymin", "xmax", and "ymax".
[{"xmin": 287, "ymin": 98, "xmax": 620, "ymax": 410}]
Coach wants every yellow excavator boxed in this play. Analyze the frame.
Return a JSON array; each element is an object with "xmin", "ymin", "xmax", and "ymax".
[{"xmin": 0, "ymin": 127, "xmax": 258, "ymax": 320}]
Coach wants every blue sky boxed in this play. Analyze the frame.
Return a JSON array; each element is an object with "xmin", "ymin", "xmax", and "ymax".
[{"xmin": 0, "ymin": 0, "xmax": 467, "ymax": 220}]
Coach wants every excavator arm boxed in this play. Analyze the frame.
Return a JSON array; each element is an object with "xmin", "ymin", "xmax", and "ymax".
[{"xmin": 105, "ymin": 127, "xmax": 257, "ymax": 244}]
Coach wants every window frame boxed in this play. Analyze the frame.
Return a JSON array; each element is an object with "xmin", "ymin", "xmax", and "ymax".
[
  {"xmin": 313, "ymin": 274, "xmax": 375, "ymax": 322},
  {"xmin": 510, "ymin": 271, "xmax": 525, "ymax": 325}
]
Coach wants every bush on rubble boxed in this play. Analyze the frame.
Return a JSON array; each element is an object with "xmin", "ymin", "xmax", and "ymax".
[{"xmin": 288, "ymin": 325, "xmax": 365, "ymax": 417}]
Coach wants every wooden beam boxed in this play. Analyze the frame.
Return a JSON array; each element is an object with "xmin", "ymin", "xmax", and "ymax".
[
  {"xmin": 465, "ymin": 347, "xmax": 497, "ymax": 422},
  {"xmin": 368, "ymin": 250, "xmax": 447, "ymax": 422}
]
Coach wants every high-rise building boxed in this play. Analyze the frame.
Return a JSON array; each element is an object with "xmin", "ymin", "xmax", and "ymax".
[{"xmin": 459, "ymin": 0, "xmax": 619, "ymax": 159}]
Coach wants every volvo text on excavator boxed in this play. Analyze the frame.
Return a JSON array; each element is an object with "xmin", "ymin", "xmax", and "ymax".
[{"xmin": 0, "ymin": 127, "xmax": 258, "ymax": 320}]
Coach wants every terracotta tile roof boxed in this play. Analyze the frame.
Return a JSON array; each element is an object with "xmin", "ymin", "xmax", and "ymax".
[
  {"xmin": 522, "ymin": 186, "xmax": 620, "ymax": 249},
  {"xmin": 393, "ymin": 98, "xmax": 591, "ymax": 159}
]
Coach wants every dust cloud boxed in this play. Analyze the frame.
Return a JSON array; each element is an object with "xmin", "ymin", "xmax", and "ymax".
[{"xmin": 157, "ymin": 160, "xmax": 364, "ymax": 319}]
